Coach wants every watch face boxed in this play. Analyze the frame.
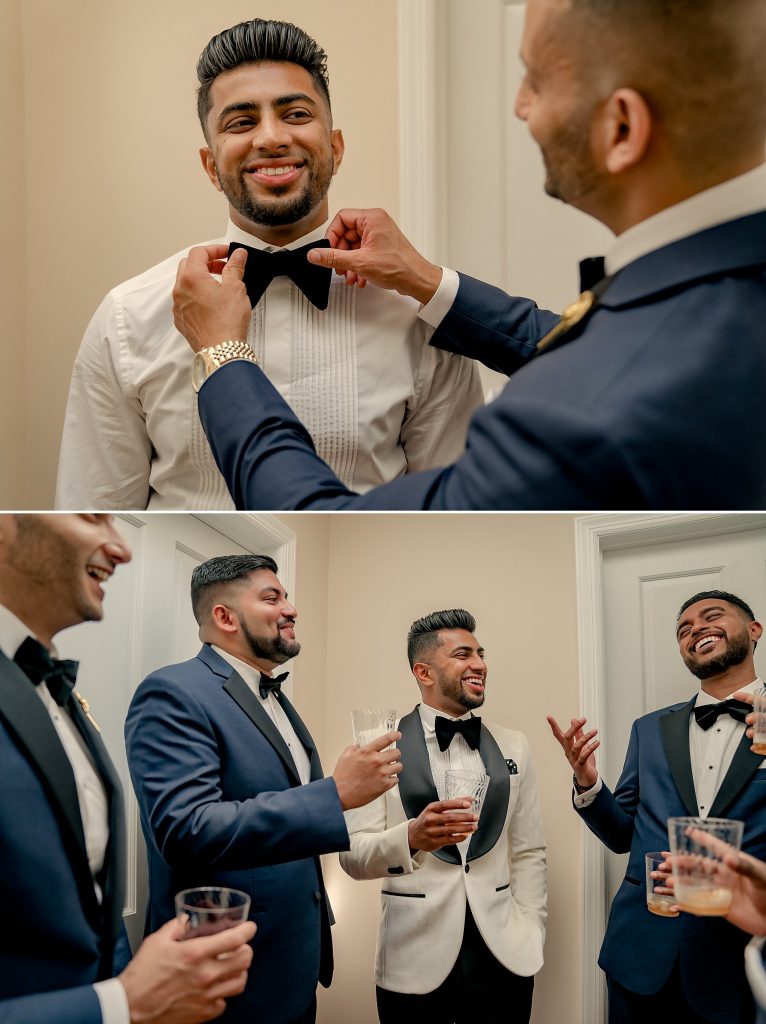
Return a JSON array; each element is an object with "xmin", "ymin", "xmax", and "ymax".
[{"xmin": 192, "ymin": 351, "xmax": 207, "ymax": 392}]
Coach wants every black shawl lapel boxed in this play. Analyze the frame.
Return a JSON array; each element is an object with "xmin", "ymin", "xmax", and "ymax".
[
  {"xmin": 275, "ymin": 691, "xmax": 323, "ymax": 781},
  {"xmin": 466, "ymin": 724, "xmax": 510, "ymax": 862},
  {"xmin": 223, "ymin": 670, "xmax": 301, "ymax": 786},
  {"xmin": 0, "ymin": 652, "xmax": 100, "ymax": 924},
  {"xmin": 69, "ymin": 695, "xmax": 126, "ymax": 974},
  {"xmin": 397, "ymin": 707, "xmax": 461, "ymax": 865},
  {"xmin": 708, "ymin": 731, "xmax": 764, "ymax": 819},
  {"xmin": 659, "ymin": 699, "xmax": 698, "ymax": 816}
]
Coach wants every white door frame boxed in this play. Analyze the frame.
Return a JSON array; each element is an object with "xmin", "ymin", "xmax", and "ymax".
[{"xmin": 575, "ymin": 512, "xmax": 766, "ymax": 1023}]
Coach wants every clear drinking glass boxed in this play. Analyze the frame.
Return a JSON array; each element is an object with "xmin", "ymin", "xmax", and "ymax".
[
  {"xmin": 645, "ymin": 851, "xmax": 678, "ymax": 918},
  {"xmin": 175, "ymin": 886, "xmax": 251, "ymax": 939},
  {"xmin": 444, "ymin": 768, "xmax": 489, "ymax": 818},
  {"xmin": 668, "ymin": 816, "xmax": 744, "ymax": 916},
  {"xmin": 351, "ymin": 709, "xmax": 397, "ymax": 747}
]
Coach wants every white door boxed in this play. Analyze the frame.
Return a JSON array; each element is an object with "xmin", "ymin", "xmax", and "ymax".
[{"xmin": 55, "ymin": 513, "xmax": 295, "ymax": 947}]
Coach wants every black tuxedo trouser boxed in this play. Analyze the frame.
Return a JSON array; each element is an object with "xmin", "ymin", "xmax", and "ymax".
[
  {"xmin": 607, "ymin": 959, "xmax": 753, "ymax": 1024},
  {"xmin": 376, "ymin": 904, "xmax": 534, "ymax": 1024}
]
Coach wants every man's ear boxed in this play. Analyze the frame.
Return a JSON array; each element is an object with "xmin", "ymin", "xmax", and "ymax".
[
  {"xmin": 200, "ymin": 147, "xmax": 223, "ymax": 192},
  {"xmin": 330, "ymin": 129, "xmax": 345, "ymax": 177},
  {"xmin": 598, "ymin": 87, "xmax": 652, "ymax": 175},
  {"xmin": 211, "ymin": 602, "xmax": 239, "ymax": 635}
]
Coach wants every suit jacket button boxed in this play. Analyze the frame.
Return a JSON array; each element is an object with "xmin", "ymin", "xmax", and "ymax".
[
  {"xmin": 314, "ymin": 891, "xmax": 322, "ymax": 900},
  {"xmin": 387, "ymin": 866, "xmax": 404, "ymax": 875},
  {"xmin": 465, "ymin": 864, "xmax": 470, "ymax": 873}
]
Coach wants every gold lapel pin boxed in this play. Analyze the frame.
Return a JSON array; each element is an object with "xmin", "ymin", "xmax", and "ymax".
[{"xmin": 74, "ymin": 690, "xmax": 102, "ymax": 733}]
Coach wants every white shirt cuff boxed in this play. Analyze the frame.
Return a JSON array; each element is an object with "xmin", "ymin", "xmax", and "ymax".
[
  {"xmin": 94, "ymin": 978, "xmax": 130, "ymax": 1024},
  {"xmin": 573, "ymin": 776, "xmax": 603, "ymax": 808},
  {"xmin": 746, "ymin": 935, "xmax": 766, "ymax": 1012},
  {"xmin": 417, "ymin": 268, "xmax": 460, "ymax": 329}
]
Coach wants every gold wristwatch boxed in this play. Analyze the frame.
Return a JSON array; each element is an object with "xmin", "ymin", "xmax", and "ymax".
[{"xmin": 192, "ymin": 340, "xmax": 257, "ymax": 393}]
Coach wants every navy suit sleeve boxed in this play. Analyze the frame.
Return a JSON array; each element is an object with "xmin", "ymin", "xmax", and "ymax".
[
  {"xmin": 0, "ymin": 985, "xmax": 102, "ymax": 1024},
  {"xmin": 125, "ymin": 675, "xmax": 349, "ymax": 872},
  {"xmin": 429, "ymin": 273, "xmax": 560, "ymax": 374},
  {"xmin": 576, "ymin": 721, "xmax": 640, "ymax": 854}
]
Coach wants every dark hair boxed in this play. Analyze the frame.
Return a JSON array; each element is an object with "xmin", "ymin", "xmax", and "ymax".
[
  {"xmin": 191, "ymin": 554, "xmax": 278, "ymax": 624},
  {"xmin": 196, "ymin": 19, "xmax": 331, "ymax": 138},
  {"xmin": 677, "ymin": 590, "xmax": 756, "ymax": 623},
  {"xmin": 407, "ymin": 609, "xmax": 476, "ymax": 668}
]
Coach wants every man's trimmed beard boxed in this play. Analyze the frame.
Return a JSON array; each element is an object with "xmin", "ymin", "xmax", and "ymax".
[
  {"xmin": 682, "ymin": 629, "xmax": 752, "ymax": 680},
  {"xmin": 242, "ymin": 621, "xmax": 301, "ymax": 665},
  {"xmin": 435, "ymin": 668, "xmax": 485, "ymax": 712},
  {"xmin": 216, "ymin": 147, "xmax": 334, "ymax": 227}
]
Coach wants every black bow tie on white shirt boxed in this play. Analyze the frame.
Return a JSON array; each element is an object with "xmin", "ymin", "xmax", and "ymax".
[
  {"xmin": 693, "ymin": 698, "xmax": 752, "ymax": 731},
  {"xmin": 579, "ymin": 255, "xmax": 607, "ymax": 292},
  {"xmin": 229, "ymin": 239, "xmax": 332, "ymax": 310},
  {"xmin": 14, "ymin": 635, "xmax": 79, "ymax": 707},
  {"xmin": 434, "ymin": 715, "xmax": 481, "ymax": 752},
  {"xmin": 259, "ymin": 671, "xmax": 290, "ymax": 700}
]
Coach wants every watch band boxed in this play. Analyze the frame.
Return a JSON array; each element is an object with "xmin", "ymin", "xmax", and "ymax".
[{"xmin": 192, "ymin": 340, "xmax": 257, "ymax": 392}]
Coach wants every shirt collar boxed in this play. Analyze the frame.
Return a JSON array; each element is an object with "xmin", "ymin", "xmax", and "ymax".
[
  {"xmin": 0, "ymin": 603, "xmax": 56, "ymax": 659},
  {"xmin": 210, "ymin": 644, "xmax": 287, "ymax": 702},
  {"xmin": 606, "ymin": 162, "xmax": 766, "ymax": 276},
  {"xmin": 695, "ymin": 677, "xmax": 762, "ymax": 707},
  {"xmin": 418, "ymin": 702, "xmax": 473, "ymax": 732},
  {"xmin": 225, "ymin": 219, "xmax": 329, "ymax": 253}
]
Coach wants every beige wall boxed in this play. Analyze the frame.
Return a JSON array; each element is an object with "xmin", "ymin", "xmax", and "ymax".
[
  {"xmin": 282, "ymin": 513, "xmax": 583, "ymax": 1024},
  {"xmin": 7, "ymin": 0, "xmax": 400, "ymax": 508},
  {"xmin": 0, "ymin": 0, "xmax": 25, "ymax": 506}
]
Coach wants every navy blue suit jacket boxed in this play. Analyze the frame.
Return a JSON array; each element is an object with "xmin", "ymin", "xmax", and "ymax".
[
  {"xmin": 125, "ymin": 645, "xmax": 349, "ymax": 1024},
  {"xmin": 197, "ymin": 210, "xmax": 766, "ymax": 509},
  {"xmin": 0, "ymin": 650, "xmax": 128, "ymax": 1024},
  {"xmin": 578, "ymin": 698, "xmax": 766, "ymax": 1022}
]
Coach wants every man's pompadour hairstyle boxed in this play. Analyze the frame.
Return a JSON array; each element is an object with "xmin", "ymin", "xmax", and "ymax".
[
  {"xmin": 406, "ymin": 609, "xmax": 477, "ymax": 668},
  {"xmin": 196, "ymin": 19, "xmax": 331, "ymax": 136}
]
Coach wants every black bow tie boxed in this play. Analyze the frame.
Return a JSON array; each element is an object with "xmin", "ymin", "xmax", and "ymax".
[
  {"xmin": 434, "ymin": 715, "xmax": 481, "ymax": 752},
  {"xmin": 229, "ymin": 239, "xmax": 332, "ymax": 310},
  {"xmin": 579, "ymin": 255, "xmax": 607, "ymax": 292},
  {"xmin": 259, "ymin": 671, "xmax": 290, "ymax": 701},
  {"xmin": 693, "ymin": 698, "xmax": 752, "ymax": 731},
  {"xmin": 14, "ymin": 636, "xmax": 79, "ymax": 707}
]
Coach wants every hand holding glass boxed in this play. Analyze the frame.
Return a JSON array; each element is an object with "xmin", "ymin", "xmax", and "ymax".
[
  {"xmin": 668, "ymin": 816, "xmax": 744, "ymax": 916},
  {"xmin": 175, "ymin": 886, "xmax": 251, "ymax": 940},
  {"xmin": 645, "ymin": 852, "xmax": 678, "ymax": 917}
]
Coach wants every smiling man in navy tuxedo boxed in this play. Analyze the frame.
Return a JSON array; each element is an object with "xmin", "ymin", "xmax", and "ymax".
[
  {"xmin": 340, "ymin": 609, "xmax": 547, "ymax": 1023},
  {"xmin": 0, "ymin": 515, "xmax": 256, "ymax": 1024},
  {"xmin": 548, "ymin": 590, "xmax": 766, "ymax": 1024},
  {"xmin": 172, "ymin": 0, "xmax": 766, "ymax": 510},
  {"xmin": 125, "ymin": 554, "xmax": 403, "ymax": 1024}
]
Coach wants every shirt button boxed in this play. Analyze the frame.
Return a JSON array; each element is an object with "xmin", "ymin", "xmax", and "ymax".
[{"xmin": 465, "ymin": 864, "xmax": 470, "ymax": 873}]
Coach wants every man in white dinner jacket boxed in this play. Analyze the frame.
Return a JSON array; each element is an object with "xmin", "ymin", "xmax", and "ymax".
[{"xmin": 340, "ymin": 608, "xmax": 547, "ymax": 1023}]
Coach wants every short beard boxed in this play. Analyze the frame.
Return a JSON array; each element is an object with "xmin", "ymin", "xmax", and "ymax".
[
  {"xmin": 241, "ymin": 622, "xmax": 301, "ymax": 665},
  {"xmin": 216, "ymin": 151, "xmax": 334, "ymax": 228},
  {"xmin": 683, "ymin": 631, "xmax": 751, "ymax": 680}
]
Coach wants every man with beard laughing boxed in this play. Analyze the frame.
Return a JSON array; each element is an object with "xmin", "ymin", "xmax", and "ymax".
[
  {"xmin": 548, "ymin": 590, "xmax": 766, "ymax": 1024},
  {"xmin": 56, "ymin": 17, "xmax": 482, "ymax": 511},
  {"xmin": 340, "ymin": 609, "xmax": 547, "ymax": 1024},
  {"xmin": 125, "ymin": 554, "xmax": 403, "ymax": 1024}
]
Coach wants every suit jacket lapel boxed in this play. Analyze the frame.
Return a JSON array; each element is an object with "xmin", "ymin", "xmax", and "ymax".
[
  {"xmin": 659, "ymin": 699, "xmax": 698, "ymax": 816},
  {"xmin": 467, "ymin": 723, "xmax": 510, "ymax": 862},
  {"xmin": 0, "ymin": 652, "xmax": 100, "ymax": 924},
  {"xmin": 223, "ymin": 670, "xmax": 302, "ymax": 786},
  {"xmin": 275, "ymin": 691, "xmax": 323, "ymax": 781},
  {"xmin": 709, "ymin": 731, "xmax": 764, "ymax": 819},
  {"xmin": 396, "ymin": 707, "xmax": 461, "ymax": 864},
  {"xmin": 69, "ymin": 696, "xmax": 126, "ymax": 969}
]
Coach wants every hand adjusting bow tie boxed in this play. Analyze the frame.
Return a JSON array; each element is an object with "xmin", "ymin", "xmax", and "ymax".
[
  {"xmin": 14, "ymin": 635, "xmax": 79, "ymax": 707},
  {"xmin": 259, "ymin": 671, "xmax": 290, "ymax": 700},
  {"xmin": 693, "ymin": 698, "xmax": 752, "ymax": 731},
  {"xmin": 434, "ymin": 715, "xmax": 481, "ymax": 752},
  {"xmin": 229, "ymin": 239, "xmax": 332, "ymax": 310}
]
